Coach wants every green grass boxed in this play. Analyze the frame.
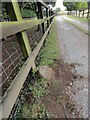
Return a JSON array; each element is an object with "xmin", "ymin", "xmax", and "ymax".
[
  {"xmin": 39, "ymin": 18, "xmax": 59, "ymax": 66},
  {"xmin": 63, "ymin": 17, "xmax": 89, "ymax": 35},
  {"xmin": 67, "ymin": 15, "xmax": 89, "ymax": 23}
]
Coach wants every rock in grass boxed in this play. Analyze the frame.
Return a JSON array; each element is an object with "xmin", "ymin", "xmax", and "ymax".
[{"xmin": 38, "ymin": 66, "xmax": 55, "ymax": 81}]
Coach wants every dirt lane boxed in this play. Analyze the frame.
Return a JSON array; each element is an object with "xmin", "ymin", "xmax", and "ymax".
[{"xmin": 56, "ymin": 16, "xmax": 88, "ymax": 118}]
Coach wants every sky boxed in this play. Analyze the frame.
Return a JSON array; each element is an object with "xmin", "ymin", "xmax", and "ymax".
[{"xmin": 52, "ymin": 0, "xmax": 66, "ymax": 11}]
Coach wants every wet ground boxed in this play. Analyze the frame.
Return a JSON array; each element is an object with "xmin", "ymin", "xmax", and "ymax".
[{"xmin": 56, "ymin": 16, "xmax": 88, "ymax": 118}]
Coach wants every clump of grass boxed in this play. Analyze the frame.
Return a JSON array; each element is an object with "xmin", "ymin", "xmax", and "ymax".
[{"xmin": 39, "ymin": 18, "xmax": 59, "ymax": 66}]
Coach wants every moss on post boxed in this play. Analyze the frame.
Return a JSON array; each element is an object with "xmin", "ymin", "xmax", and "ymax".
[{"xmin": 5, "ymin": 0, "xmax": 31, "ymax": 59}]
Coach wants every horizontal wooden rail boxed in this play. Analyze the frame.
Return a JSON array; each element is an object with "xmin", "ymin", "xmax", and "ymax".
[
  {"xmin": 1, "ymin": 15, "xmax": 55, "ymax": 39},
  {"xmin": 0, "ymin": 21, "xmax": 53, "ymax": 119}
]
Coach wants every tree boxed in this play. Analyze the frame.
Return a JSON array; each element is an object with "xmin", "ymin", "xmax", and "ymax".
[
  {"xmin": 81, "ymin": 1, "xmax": 88, "ymax": 10},
  {"xmin": 63, "ymin": 2, "xmax": 77, "ymax": 11},
  {"xmin": 76, "ymin": 1, "xmax": 88, "ymax": 18},
  {"xmin": 76, "ymin": 2, "xmax": 82, "ymax": 17}
]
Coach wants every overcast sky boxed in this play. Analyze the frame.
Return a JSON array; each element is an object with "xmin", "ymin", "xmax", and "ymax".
[{"xmin": 53, "ymin": 0, "xmax": 66, "ymax": 11}]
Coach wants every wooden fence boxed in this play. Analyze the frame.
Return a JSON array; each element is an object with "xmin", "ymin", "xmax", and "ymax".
[{"xmin": 0, "ymin": 0, "xmax": 55, "ymax": 118}]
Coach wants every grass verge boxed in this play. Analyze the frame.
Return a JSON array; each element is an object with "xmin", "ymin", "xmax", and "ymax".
[
  {"xmin": 38, "ymin": 18, "xmax": 59, "ymax": 66},
  {"xmin": 63, "ymin": 17, "xmax": 89, "ymax": 35},
  {"xmin": 66, "ymin": 15, "xmax": 89, "ymax": 23}
]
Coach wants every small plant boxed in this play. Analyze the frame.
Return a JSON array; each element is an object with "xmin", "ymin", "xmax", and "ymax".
[
  {"xmin": 29, "ymin": 78, "xmax": 48, "ymax": 102},
  {"xmin": 22, "ymin": 72, "xmax": 50, "ymax": 119}
]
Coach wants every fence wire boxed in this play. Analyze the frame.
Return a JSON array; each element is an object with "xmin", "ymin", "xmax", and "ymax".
[
  {"xmin": 0, "ymin": 35, "xmax": 24, "ymax": 97},
  {"xmin": 8, "ymin": 25, "xmax": 44, "ymax": 119},
  {"xmin": 9, "ymin": 69, "xmax": 35, "ymax": 119},
  {"xmin": 1, "ymin": 23, "xmax": 43, "ymax": 98}
]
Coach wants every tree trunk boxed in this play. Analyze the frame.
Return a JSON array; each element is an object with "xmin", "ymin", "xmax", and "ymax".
[
  {"xmin": 76, "ymin": 10, "xmax": 77, "ymax": 17},
  {"xmin": 82, "ymin": 10, "xmax": 84, "ymax": 18}
]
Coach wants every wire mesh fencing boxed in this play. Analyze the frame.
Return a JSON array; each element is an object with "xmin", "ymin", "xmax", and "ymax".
[
  {"xmin": 8, "ymin": 25, "xmax": 44, "ymax": 119},
  {"xmin": 0, "ymin": 22, "xmax": 44, "ymax": 99},
  {"xmin": 1, "ymin": 35, "xmax": 24, "ymax": 97},
  {"xmin": 9, "ymin": 69, "xmax": 35, "ymax": 119}
]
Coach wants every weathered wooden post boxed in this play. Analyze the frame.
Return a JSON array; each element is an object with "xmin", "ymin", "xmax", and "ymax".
[
  {"xmin": 36, "ymin": 2, "xmax": 41, "ymax": 30},
  {"xmin": 37, "ymin": 2, "xmax": 45, "ymax": 34},
  {"xmin": 5, "ymin": 0, "xmax": 31, "ymax": 60},
  {"xmin": 49, "ymin": 9, "xmax": 51, "ymax": 23},
  {"xmin": 46, "ymin": 8, "xmax": 49, "ymax": 28},
  {"xmin": 5, "ymin": 0, "xmax": 36, "ymax": 69},
  {"xmin": 51, "ymin": 9, "xmax": 53, "ymax": 22}
]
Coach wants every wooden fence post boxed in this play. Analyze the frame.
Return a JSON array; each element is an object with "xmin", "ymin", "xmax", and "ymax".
[
  {"xmin": 37, "ymin": 2, "xmax": 45, "ymax": 34},
  {"xmin": 36, "ymin": 2, "xmax": 41, "ymax": 30},
  {"xmin": 49, "ymin": 9, "xmax": 52, "ymax": 23},
  {"xmin": 5, "ymin": 0, "xmax": 31, "ymax": 60},
  {"xmin": 46, "ymin": 8, "xmax": 49, "ymax": 28}
]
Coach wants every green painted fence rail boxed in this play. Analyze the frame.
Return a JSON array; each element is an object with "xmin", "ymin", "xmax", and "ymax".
[{"xmin": 1, "ymin": 15, "xmax": 55, "ymax": 39}]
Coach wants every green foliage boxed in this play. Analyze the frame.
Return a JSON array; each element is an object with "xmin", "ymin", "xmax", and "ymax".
[
  {"xmin": 22, "ymin": 77, "xmax": 50, "ymax": 119},
  {"xmin": 76, "ymin": 2, "xmax": 82, "ymax": 11},
  {"xmin": 45, "ymin": 0, "xmax": 56, "ymax": 7},
  {"xmin": 21, "ymin": 8, "xmax": 36, "ymax": 17},
  {"xmin": 76, "ymin": 1, "xmax": 87, "ymax": 11},
  {"xmin": 63, "ymin": 2, "xmax": 77, "ymax": 11},
  {"xmin": 22, "ymin": 103, "xmax": 50, "ymax": 119},
  {"xmin": 81, "ymin": 1, "xmax": 88, "ymax": 10},
  {"xmin": 63, "ymin": 1, "xmax": 88, "ymax": 11},
  {"xmin": 29, "ymin": 78, "xmax": 48, "ymax": 101}
]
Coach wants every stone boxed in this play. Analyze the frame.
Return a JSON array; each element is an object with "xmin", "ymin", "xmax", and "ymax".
[
  {"xmin": 70, "ymin": 83, "xmax": 73, "ymax": 86},
  {"xmin": 38, "ymin": 66, "xmax": 55, "ymax": 81}
]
